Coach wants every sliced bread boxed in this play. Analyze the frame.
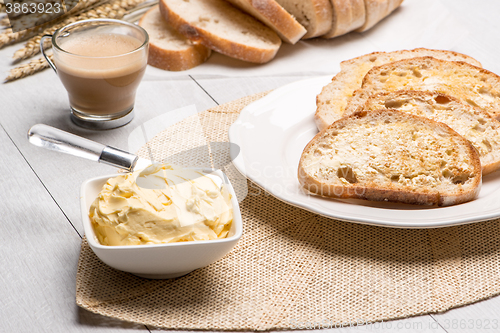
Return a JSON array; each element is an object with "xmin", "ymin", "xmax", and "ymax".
[
  {"xmin": 356, "ymin": 0, "xmax": 404, "ymax": 32},
  {"xmin": 223, "ymin": 0, "xmax": 306, "ymax": 44},
  {"xmin": 360, "ymin": 90, "xmax": 500, "ymax": 175},
  {"xmin": 138, "ymin": 6, "xmax": 211, "ymax": 71},
  {"xmin": 315, "ymin": 48, "xmax": 483, "ymax": 131},
  {"xmin": 298, "ymin": 109, "xmax": 482, "ymax": 206},
  {"xmin": 159, "ymin": 0, "xmax": 282, "ymax": 64},
  {"xmin": 322, "ymin": 0, "xmax": 365, "ymax": 38},
  {"xmin": 274, "ymin": 0, "xmax": 333, "ymax": 39},
  {"xmin": 345, "ymin": 57, "xmax": 500, "ymax": 119}
]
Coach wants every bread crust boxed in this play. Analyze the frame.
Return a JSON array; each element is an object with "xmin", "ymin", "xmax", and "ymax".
[
  {"xmin": 159, "ymin": 0, "xmax": 281, "ymax": 64},
  {"xmin": 356, "ymin": 0, "xmax": 404, "ymax": 32},
  {"xmin": 340, "ymin": 48, "xmax": 482, "ymax": 70},
  {"xmin": 346, "ymin": 56, "xmax": 500, "ymax": 120},
  {"xmin": 275, "ymin": 0, "xmax": 333, "ymax": 39},
  {"xmin": 138, "ymin": 6, "xmax": 211, "ymax": 71},
  {"xmin": 299, "ymin": 110, "xmax": 482, "ymax": 206},
  {"xmin": 322, "ymin": 0, "xmax": 365, "ymax": 38},
  {"xmin": 314, "ymin": 48, "xmax": 483, "ymax": 131},
  {"xmin": 147, "ymin": 42, "xmax": 211, "ymax": 71},
  {"xmin": 224, "ymin": 0, "xmax": 306, "ymax": 44}
]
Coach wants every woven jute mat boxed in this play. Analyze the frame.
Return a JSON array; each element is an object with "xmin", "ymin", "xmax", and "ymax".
[{"xmin": 76, "ymin": 92, "xmax": 500, "ymax": 330}]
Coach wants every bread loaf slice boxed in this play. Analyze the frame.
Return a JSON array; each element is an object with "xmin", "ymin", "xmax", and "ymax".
[
  {"xmin": 322, "ymin": 0, "xmax": 365, "ymax": 38},
  {"xmin": 223, "ymin": 0, "xmax": 306, "ymax": 44},
  {"xmin": 274, "ymin": 0, "xmax": 332, "ymax": 39},
  {"xmin": 360, "ymin": 90, "xmax": 500, "ymax": 175},
  {"xmin": 298, "ymin": 109, "xmax": 482, "ymax": 206},
  {"xmin": 315, "ymin": 48, "xmax": 482, "ymax": 131},
  {"xmin": 138, "ymin": 6, "xmax": 211, "ymax": 71},
  {"xmin": 345, "ymin": 57, "xmax": 500, "ymax": 119},
  {"xmin": 159, "ymin": 0, "xmax": 282, "ymax": 64},
  {"xmin": 356, "ymin": 0, "xmax": 403, "ymax": 32}
]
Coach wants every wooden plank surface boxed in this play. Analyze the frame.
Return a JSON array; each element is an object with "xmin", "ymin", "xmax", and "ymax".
[
  {"xmin": 189, "ymin": 75, "xmax": 317, "ymax": 105},
  {"xmin": 431, "ymin": 297, "xmax": 500, "ymax": 333},
  {"xmin": 0, "ymin": 125, "xmax": 148, "ymax": 332},
  {"xmin": 3, "ymin": 1, "xmax": 500, "ymax": 331}
]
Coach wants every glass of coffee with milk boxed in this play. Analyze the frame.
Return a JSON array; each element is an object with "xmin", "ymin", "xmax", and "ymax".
[{"xmin": 40, "ymin": 19, "xmax": 149, "ymax": 129}]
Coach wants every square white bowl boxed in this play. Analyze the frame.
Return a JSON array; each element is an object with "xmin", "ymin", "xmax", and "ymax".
[{"xmin": 80, "ymin": 169, "xmax": 243, "ymax": 279}]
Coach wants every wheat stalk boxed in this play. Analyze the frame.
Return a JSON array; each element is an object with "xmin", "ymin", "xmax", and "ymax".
[
  {"xmin": 1, "ymin": 16, "xmax": 10, "ymax": 26},
  {"xmin": 0, "ymin": 17, "xmax": 64, "ymax": 48},
  {"xmin": 5, "ymin": 53, "xmax": 53, "ymax": 82},
  {"xmin": 13, "ymin": 0, "xmax": 147, "ymax": 61},
  {"xmin": 0, "ymin": 27, "xmax": 42, "ymax": 48}
]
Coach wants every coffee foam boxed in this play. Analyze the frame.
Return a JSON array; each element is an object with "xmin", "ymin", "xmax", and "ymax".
[
  {"xmin": 55, "ymin": 32, "xmax": 147, "ymax": 79},
  {"xmin": 61, "ymin": 32, "xmax": 142, "ymax": 56}
]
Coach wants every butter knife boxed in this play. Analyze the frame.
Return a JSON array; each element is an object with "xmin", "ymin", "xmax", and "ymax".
[{"xmin": 27, "ymin": 124, "xmax": 152, "ymax": 171}]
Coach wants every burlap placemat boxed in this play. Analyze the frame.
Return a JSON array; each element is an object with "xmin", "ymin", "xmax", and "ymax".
[{"xmin": 76, "ymin": 92, "xmax": 500, "ymax": 330}]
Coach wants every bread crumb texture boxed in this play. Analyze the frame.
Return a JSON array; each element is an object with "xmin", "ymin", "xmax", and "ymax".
[
  {"xmin": 160, "ymin": 0, "xmax": 281, "ymax": 63},
  {"xmin": 356, "ymin": 57, "xmax": 500, "ymax": 119},
  {"xmin": 141, "ymin": 6, "xmax": 193, "ymax": 49},
  {"xmin": 139, "ymin": 5, "xmax": 211, "ymax": 71},
  {"xmin": 315, "ymin": 49, "xmax": 482, "ymax": 131},
  {"xmin": 362, "ymin": 91, "xmax": 500, "ymax": 174},
  {"xmin": 164, "ymin": 0, "xmax": 280, "ymax": 47},
  {"xmin": 300, "ymin": 110, "xmax": 481, "ymax": 205}
]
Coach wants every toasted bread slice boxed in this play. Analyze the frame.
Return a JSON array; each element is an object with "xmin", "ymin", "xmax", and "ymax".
[
  {"xmin": 356, "ymin": 0, "xmax": 403, "ymax": 32},
  {"xmin": 315, "ymin": 48, "xmax": 482, "ymax": 131},
  {"xmin": 138, "ymin": 6, "xmax": 211, "ymax": 71},
  {"xmin": 345, "ymin": 57, "xmax": 500, "ymax": 119},
  {"xmin": 298, "ymin": 110, "xmax": 482, "ymax": 206},
  {"xmin": 159, "ymin": 0, "xmax": 282, "ymax": 64},
  {"xmin": 275, "ymin": 0, "xmax": 333, "ymax": 39},
  {"xmin": 359, "ymin": 90, "xmax": 500, "ymax": 175},
  {"xmin": 321, "ymin": 0, "xmax": 365, "ymax": 38},
  {"xmin": 223, "ymin": 0, "xmax": 306, "ymax": 44}
]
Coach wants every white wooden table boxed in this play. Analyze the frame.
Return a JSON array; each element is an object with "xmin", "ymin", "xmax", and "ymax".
[{"xmin": 2, "ymin": 0, "xmax": 500, "ymax": 331}]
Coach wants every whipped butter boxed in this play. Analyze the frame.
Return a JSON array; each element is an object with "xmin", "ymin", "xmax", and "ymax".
[{"xmin": 89, "ymin": 164, "xmax": 233, "ymax": 246}]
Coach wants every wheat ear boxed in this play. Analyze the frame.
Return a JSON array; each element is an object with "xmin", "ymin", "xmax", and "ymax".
[
  {"xmin": 0, "ymin": 28, "xmax": 41, "ymax": 48},
  {"xmin": 0, "ymin": 18, "xmax": 62, "ymax": 48},
  {"xmin": 1, "ymin": 16, "xmax": 10, "ymax": 26},
  {"xmin": 5, "ymin": 53, "xmax": 53, "ymax": 82}
]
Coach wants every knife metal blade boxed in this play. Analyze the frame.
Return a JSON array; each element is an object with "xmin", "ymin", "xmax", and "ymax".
[{"xmin": 28, "ymin": 124, "xmax": 152, "ymax": 172}]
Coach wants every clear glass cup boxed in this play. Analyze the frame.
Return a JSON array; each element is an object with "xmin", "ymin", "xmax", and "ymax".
[{"xmin": 41, "ymin": 19, "xmax": 149, "ymax": 129}]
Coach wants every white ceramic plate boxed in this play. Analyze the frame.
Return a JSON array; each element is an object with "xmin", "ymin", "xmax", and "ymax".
[{"xmin": 228, "ymin": 76, "xmax": 500, "ymax": 228}]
